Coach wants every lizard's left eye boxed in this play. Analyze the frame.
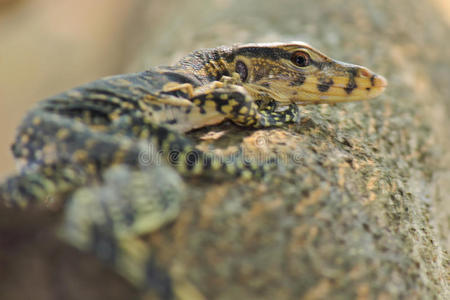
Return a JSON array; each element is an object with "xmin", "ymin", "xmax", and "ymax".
[{"xmin": 291, "ymin": 51, "xmax": 311, "ymax": 67}]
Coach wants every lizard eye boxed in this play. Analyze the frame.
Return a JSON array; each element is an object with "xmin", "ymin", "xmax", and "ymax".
[{"xmin": 291, "ymin": 51, "xmax": 311, "ymax": 67}]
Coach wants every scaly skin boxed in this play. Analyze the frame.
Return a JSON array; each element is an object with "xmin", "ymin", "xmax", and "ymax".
[{"xmin": 0, "ymin": 42, "xmax": 387, "ymax": 290}]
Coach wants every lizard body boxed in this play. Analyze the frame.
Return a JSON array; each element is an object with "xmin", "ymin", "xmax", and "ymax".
[
  {"xmin": 8, "ymin": 42, "xmax": 386, "ymax": 186},
  {"xmin": 0, "ymin": 42, "xmax": 387, "ymax": 291}
]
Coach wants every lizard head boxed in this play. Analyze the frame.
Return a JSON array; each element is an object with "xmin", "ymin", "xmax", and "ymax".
[{"xmin": 229, "ymin": 42, "xmax": 387, "ymax": 105}]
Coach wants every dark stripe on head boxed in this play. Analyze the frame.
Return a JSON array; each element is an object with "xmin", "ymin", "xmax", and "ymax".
[
  {"xmin": 344, "ymin": 68, "xmax": 358, "ymax": 94},
  {"xmin": 370, "ymin": 75, "xmax": 376, "ymax": 86},
  {"xmin": 234, "ymin": 47, "xmax": 291, "ymax": 61},
  {"xmin": 317, "ymin": 78, "xmax": 334, "ymax": 92},
  {"xmin": 289, "ymin": 75, "xmax": 306, "ymax": 86},
  {"xmin": 344, "ymin": 78, "xmax": 357, "ymax": 94}
]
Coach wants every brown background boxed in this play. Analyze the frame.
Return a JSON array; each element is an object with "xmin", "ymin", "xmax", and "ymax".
[{"xmin": 0, "ymin": 0, "xmax": 140, "ymax": 176}]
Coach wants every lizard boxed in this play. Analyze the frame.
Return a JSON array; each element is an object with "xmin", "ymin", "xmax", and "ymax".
[{"xmin": 0, "ymin": 42, "xmax": 387, "ymax": 292}]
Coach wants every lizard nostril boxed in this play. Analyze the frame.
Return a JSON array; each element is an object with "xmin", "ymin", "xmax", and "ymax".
[{"xmin": 359, "ymin": 68, "xmax": 371, "ymax": 78}]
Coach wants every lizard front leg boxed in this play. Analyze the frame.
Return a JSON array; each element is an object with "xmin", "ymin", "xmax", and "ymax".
[
  {"xmin": 190, "ymin": 84, "xmax": 300, "ymax": 128},
  {"xmin": 160, "ymin": 71, "xmax": 241, "ymax": 100}
]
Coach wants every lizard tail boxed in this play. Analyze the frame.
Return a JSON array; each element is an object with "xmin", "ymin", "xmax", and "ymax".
[{"xmin": 0, "ymin": 164, "xmax": 88, "ymax": 208}]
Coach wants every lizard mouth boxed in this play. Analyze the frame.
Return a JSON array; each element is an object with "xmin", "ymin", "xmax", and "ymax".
[
  {"xmin": 244, "ymin": 69, "xmax": 387, "ymax": 105},
  {"xmin": 288, "ymin": 70, "xmax": 388, "ymax": 104}
]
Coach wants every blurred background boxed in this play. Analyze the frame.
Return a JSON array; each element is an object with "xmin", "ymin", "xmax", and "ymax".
[
  {"xmin": 0, "ymin": 0, "xmax": 449, "ymax": 178},
  {"xmin": 1, "ymin": 0, "xmax": 153, "ymax": 176}
]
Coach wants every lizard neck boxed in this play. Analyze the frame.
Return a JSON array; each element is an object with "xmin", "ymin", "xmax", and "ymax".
[{"xmin": 176, "ymin": 46, "xmax": 234, "ymax": 83}]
